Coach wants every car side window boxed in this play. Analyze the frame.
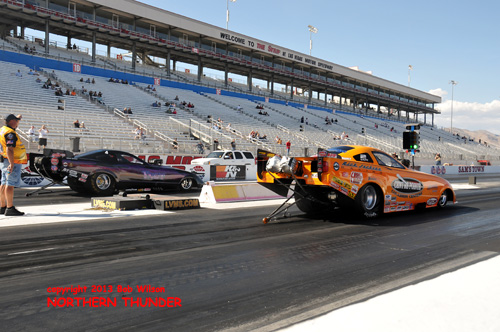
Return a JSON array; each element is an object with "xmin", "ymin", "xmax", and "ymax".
[
  {"xmin": 234, "ymin": 152, "xmax": 243, "ymax": 159},
  {"xmin": 224, "ymin": 152, "xmax": 234, "ymax": 159},
  {"xmin": 243, "ymin": 152, "xmax": 254, "ymax": 159},
  {"xmin": 95, "ymin": 152, "xmax": 117, "ymax": 163},
  {"xmin": 118, "ymin": 153, "xmax": 144, "ymax": 165},
  {"xmin": 353, "ymin": 153, "xmax": 373, "ymax": 163},
  {"xmin": 372, "ymin": 152, "xmax": 405, "ymax": 169}
]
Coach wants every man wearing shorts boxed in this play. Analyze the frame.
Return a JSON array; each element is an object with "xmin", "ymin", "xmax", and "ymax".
[{"xmin": 0, "ymin": 114, "xmax": 27, "ymax": 216}]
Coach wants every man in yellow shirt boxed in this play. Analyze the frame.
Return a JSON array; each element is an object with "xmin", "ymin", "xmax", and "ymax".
[{"xmin": 0, "ymin": 114, "xmax": 27, "ymax": 216}]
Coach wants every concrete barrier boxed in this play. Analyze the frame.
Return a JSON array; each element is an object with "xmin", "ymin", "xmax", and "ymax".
[{"xmin": 199, "ymin": 181, "xmax": 284, "ymax": 204}]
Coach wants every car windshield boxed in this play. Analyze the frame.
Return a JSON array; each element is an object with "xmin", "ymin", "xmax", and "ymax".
[{"xmin": 206, "ymin": 152, "xmax": 224, "ymax": 158}]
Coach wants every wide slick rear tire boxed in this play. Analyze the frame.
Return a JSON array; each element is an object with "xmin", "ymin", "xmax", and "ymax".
[{"xmin": 294, "ymin": 186, "xmax": 330, "ymax": 215}]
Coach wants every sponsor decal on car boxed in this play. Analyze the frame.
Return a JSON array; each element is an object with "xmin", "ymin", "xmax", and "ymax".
[
  {"xmin": 351, "ymin": 185, "xmax": 359, "ymax": 194},
  {"xmin": 350, "ymin": 171, "xmax": 363, "ymax": 184},
  {"xmin": 427, "ymin": 198, "xmax": 438, "ymax": 206},
  {"xmin": 143, "ymin": 172, "xmax": 167, "ymax": 180},
  {"xmin": 333, "ymin": 162, "xmax": 340, "ymax": 171},
  {"xmin": 391, "ymin": 175, "xmax": 423, "ymax": 197},
  {"xmin": 331, "ymin": 176, "xmax": 352, "ymax": 190},
  {"xmin": 342, "ymin": 161, "xmax": 382, "ymax": 172}
]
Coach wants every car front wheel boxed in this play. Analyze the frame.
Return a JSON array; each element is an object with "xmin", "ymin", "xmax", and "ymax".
[
  {"xmin": 356, "ymin": 184, "xmax": 381, "ymax": 218},
  {"xmin": 179, "ymin": 177, "xmax": 194, "ymax": 191}
]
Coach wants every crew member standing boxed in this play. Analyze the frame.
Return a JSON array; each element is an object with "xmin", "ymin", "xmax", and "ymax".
[{"xmin": 0, "ymin": 114, "xmax": 27, "ymax": 216}]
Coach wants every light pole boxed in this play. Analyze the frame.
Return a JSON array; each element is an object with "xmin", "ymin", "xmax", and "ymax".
[
  {"xmin": 408, "ymin": 65, "xmax": 413, "ymax": 87},
  {"xmin": 226, "ymin": 0, "xmax": 236, "ymax": 30},
  {"xmin": 449, "ymin": 80, "xmax": 458, "ymax": 133},
  {"xmin": 308, "ymin": 25, "xmax": 318, "ymax": 56}
]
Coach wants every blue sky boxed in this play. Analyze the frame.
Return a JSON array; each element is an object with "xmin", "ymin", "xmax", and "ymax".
[
  {"xmin": 137, "ymin": 0, "xmax": 500, "ymax": 134},
  {"xmin": 26, "ymin": 1, "xmax": 500, "ymax": 134}
]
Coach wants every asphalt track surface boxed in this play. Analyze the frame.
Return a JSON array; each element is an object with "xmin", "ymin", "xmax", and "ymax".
[{"xmin": 1, "ymin": 183, "xmax": 500, "ymax": 332}]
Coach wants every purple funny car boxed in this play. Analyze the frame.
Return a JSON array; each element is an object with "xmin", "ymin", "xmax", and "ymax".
[{"xmin": 30, "ymin": 149, "xmax": 204, "ymax": 196}]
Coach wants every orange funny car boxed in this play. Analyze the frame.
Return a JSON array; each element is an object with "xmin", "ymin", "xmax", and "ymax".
[{"xmin": 257, "ymin": 145, "xmax": 456, "ymax": 222}]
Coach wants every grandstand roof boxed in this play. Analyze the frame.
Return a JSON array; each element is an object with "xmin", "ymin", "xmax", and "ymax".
[{"xmin": 0, "ymin": 0, "xmax": 440, "ymax": 113}]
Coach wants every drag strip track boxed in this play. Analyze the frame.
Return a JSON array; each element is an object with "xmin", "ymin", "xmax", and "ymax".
[{"xmin": 1, "ymin": 187, "xmax": 500, "ymax": 331}]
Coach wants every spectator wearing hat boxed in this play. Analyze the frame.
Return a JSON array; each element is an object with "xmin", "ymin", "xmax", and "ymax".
[{"xmin": 0, "ymin": 114, "xmax": 27, "ymax": 216}]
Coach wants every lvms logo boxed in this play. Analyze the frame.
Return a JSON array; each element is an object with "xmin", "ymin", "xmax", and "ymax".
[{"xmin": 391, "ymin": 175, "xmax": 423, "ymax": 194}]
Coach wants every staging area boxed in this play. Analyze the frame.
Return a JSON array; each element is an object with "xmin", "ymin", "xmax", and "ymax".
[{"xmin": 1, "ymin": 182, "xmax": 500, "ymax": 331}]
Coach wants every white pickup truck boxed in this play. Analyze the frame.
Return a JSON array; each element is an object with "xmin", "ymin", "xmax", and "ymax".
[{"xmin": 191, "ymin": 150, "xmax": 257, "ymax": 180}]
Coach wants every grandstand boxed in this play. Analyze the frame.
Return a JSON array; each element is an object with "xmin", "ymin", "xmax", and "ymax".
[{"xmin": 0, "ymin": 0, "xmax": 498, "ymax": 164}]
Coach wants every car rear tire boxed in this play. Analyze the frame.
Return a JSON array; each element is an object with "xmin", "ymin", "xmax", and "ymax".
[
  {"xmin": 294, "ymin": 186, "xmax": 329, "ymax": 215},
  {"xmin": 67, "ymin": 178, "xmax": 88, "ymax": 194},
  {"xmin": 89, "ymin": 172, "xmax": 116, "ymax": 196},
  {"xmin": 356, "ymin": 184, "xmax": 381, "ymax": 218},
  {"xmin": 179, "ymin": 177, "xmax": 194, "ymax": 191}
]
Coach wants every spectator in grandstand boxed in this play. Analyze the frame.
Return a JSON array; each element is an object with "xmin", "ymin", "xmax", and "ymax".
[
  {"xmin": 71, "ymin": 89, "xmax": 77, "ymax": 96},
  {"xmin": 259, "ymin": 134, "xmax": 267, "ymax": 140},
  {"xmin": 174, "ymin": 95, "xmax": 179, "ymax": 101},
  {"xmin": 133, "ymin": 127, "xmax": 141, "ymax": 139},
  {"xmin": 35, "ymin": 77, "xmax": 41, "ymax": 83},
  {"xmin": 300, "ymin": 116, "xmax": 304, "ymax": 123},
  {"xmin": 80, "ymin": 77, "xmax": 84, "ymax": 82},
  {"xmin": 187, "ymin": 102, "xmax": 194, "ymax": 108},
  {"xmin": 231, "ymin": 139, "xmax": 236, "ymax": 151},
  {"xmin": 172, "ymin": 138, "xmax": 178, "ymax": 150},
  {"xmin": 226, "ymin": 123, "xmax": 233, "ymax": 132},
  {"xmin": 196, "ymin": 141, "xmax": 204, "ymax": 154},
  {"xmin": 80, "ymin": 122, "xmax": 86, "ymax": 131},
  {"xmin": 38, "ymin": 125, "xmax": 49, "ymax": 151},
  {"xmin": 286, "ymin": 140, "xmax": 291, "ymax": 156},
  {"xmin": 73, "ymin": 43, "xmax": 77, "ymax": 50},
  {"xmin": 236, "ymin": 105, "xmax": 242, "ymax": 112},
  {"xmin": 27, "ymin": 125, "xmax": 36, "ymax": 143},
  {"xmin": 65, "ymin": 89, "xmax": 70, "ymax": 96},
  {"xmin": 108, "ymin": 77, "xmax": 115, "ymax": 83},
  {"xmin": 15, "ymin": 70, "xmax": 22, "ymax": 77},
  {"xmin": 24, "ymin": 44, "xmax": 29, "ymax": 53},
  {"xmin": 305, "ymin": 118, "xmax": 309, "ymax": 125},
  {"xmin": 73, "ymin": 120, "xmax": 80, "ymax": 128},
  {"xmin": 435, "ymin": 153, "xmax": 442, "ymax": 166},
  {"xmin": 55, "ymin": 89, "xmax": 63, "ymax": 96},
  {"xmin": 85, "ymin": 78, "xmax": 91, "ymax": 83},
  {"xmin": 92, "ymin": 78, "xmax": 95, "ymax": 84}
]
